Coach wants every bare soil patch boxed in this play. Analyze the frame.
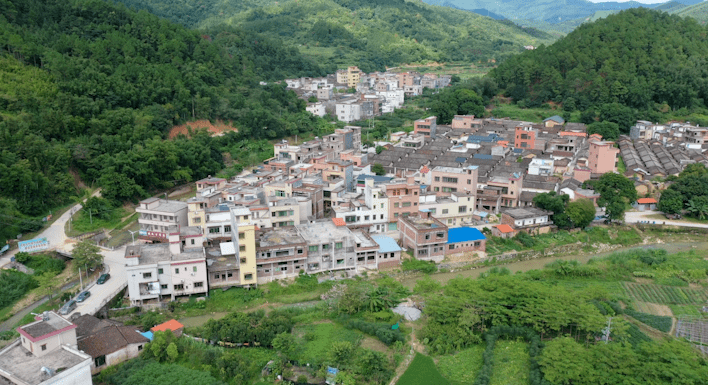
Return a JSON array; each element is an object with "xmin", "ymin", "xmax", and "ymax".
[{"xmin": 169, "ymin": 119, "xmax": 238, "ymax": 139}]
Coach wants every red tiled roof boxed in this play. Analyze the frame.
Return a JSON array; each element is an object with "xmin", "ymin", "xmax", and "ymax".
[
  {"xmin": 637, "ymin": 198, "xmax": 657, "ymax": 204},
  {"xmin": 151, "ymin": 319, "xmax": 184, "ymax": 333},
  {"xmin": 495, "ymin": 224, "xmax": 514, "ymax": 233},
  {"xmin": 332, "ymin": 218, "xmax": 346, "ymax": 226}
]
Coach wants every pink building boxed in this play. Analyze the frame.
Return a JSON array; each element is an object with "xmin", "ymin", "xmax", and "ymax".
[
  {"xmin": 398, "ymin": 212, "xmax": 448, "ymax": 262},
  {"xmin": 386, "ymin": 177, "xmax": 420, "ymax": 223},
  {"xmin": 451, "ymin": 115, "xmax": 482, "ymax": 130},
  {"xmin": 588, "ymin": 138, "xmax": 619, "ymax": 174},
  {"xmin": 414, "ymin": 116, "xmax": 437, "ymax": 138},
  {"xmin": 430, "ymin": 166, "xmax": 478, "ymax": 197}
]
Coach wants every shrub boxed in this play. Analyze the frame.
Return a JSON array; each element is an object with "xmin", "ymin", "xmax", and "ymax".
[
  {"xmin": 401, "ymin": 259, "xmax": 437, "ymax": 274},
  {"xmin": 343, "ymin": 318, "xmax": 405, "ymax": 346}
]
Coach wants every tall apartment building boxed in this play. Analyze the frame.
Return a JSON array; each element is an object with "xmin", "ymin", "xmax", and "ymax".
[
  {"xmin": 296, "ymin": 219, "xmax": 358, "ymax": 273},
  {"xmin": 588, "ymin": 138, "xmax": 620, "ymax": 174},
  {"xmin": 514, "ymin": 125, "xmax": 537, "ymax": 149},
  {"xmin": 255, "ymin": 227, "xmax": 308, "ymax": 283},
  {"xmin": 336, "ymin": 66, "xmax": 362, "ymax": 88},
  {"xmin": 414, "ymin": 116, "xmax": 437, "ymax": 138},
  {"xmin": 385, "ymin": 177, "xmax": 420, "ymax": 227},
  {"xmin": 333, "ymin": 178, "xmax": 389, "ymax": 233}
]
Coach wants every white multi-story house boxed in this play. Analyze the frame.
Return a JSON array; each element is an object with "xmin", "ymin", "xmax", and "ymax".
[
  {"xmin": 125, "ymin": 229, "xmax": 208, "ymax": 305},
  {"xmin": 336, "ymin": 99, "xmax": 362, "ymax": 123},
  {"xmin": 332, "ymin": 179, "xmax": 389, "ymax": 233},
  {"xmin": 528, "ymin": 157, "xmax": 554, "ymax": 176},
  {"xmin": 137, "ymin": 198, "xmax": 188, "ymax": 242}
]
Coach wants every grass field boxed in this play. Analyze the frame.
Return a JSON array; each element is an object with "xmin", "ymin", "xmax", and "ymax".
[
  {"xmin": 622, "ymin": 282, "xmax": 708, "ymax": 305},
  {"xmin": 669, "ymin": 305, "xmax": 708, "ymax": 318},
  {"xmin": 490, "ymin": 341, "xmax": 530, "ymax": 385},
  {"xmin": 397, "ymin": 353, "xmax": 449, "ymax": 385},
  {"xmin": 66, "ymin": 205, "xmax": 132, "ymax": 237},
  {"xmin": 436, "ymin": 346, "xmax": 485, "ymax": 385},
  {"xmin": 489, "ymin": 104, "xmax": 581, "ymax": 123},
  {"xmin": 485, "ymin": 226, "xmax": 643, "ymax": 255},
  {"xmin": 294, "ymin": 322, "xmax": 362, "ymax": 366}
]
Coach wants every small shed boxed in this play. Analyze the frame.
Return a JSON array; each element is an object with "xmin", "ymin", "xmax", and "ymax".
[
  {"xmin": 634, "ymin": 198, "xmax": 657, "ymax": 212},
  {"xmin": 492, "ymin": 224, "xmax": 516, "ymax": 239},
  {"xmin": 150, "ymin": 319, "xmax": 184, "ymax": 337}
]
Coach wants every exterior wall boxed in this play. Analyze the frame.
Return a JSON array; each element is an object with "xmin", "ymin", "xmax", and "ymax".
[
  {"xmin": 588, "ymin": 141, "xmax": 619, "ymax": 174},
  {"xmin": 169, "ymin": 259, "xmax": 208, "ymax": 299},
  {"xmin": 398, "ymin": 217, "xmax": 448, "ymax": 263},
  {"xmin": 256, "ymin": 244, "xmax": 308, "ymax": 283},
  {"xmin": 451, "ymin": 115, "xmax": 481, "ymax": 130},
  {"xmin": 234, "ymin": 222, "xmax": 257, "ymax": 286},
  {"xmin": 419, "ymin": 195, "xmax": 477, "ymax": 227},
  {"xmin": 336, "ymin": 103, "xmax": 361, "ymax": 123},
  {"xmin": 21, "ymin": 328, "xmax": 77, "ymax": 358},
  {"xmin": 500, "ymin": 213, "xmax": 550, "ymax": 228},
  {"xmin": 376, "ymin": 251, "xmax": 401, "ymax": 269},
  {"xmin": 430, "ymin": 167, "xmax": 478, "ymax": 197},
  {"xmin": 514, "ymin": 126, "xmax": 536, "ymax": 149},
  {"xmin": 306, "ymin": 103, "xmax": 326, "ymax": 117},
  {"xmin": 93, "ymin": 343, "xmax": 144, "ymax": 374},
  {"xmin": 386, "ymin": 179, "xmax": 420, "ymax": 222},
  {"xmin": 528, "ymin": 159, "xmax": 554, "ymax": 176},
  {"xmin": 491, "ymin": 227, "xmax": 516, "ymax": 238},
  {"xmin": 445, "ymin": 239, "xmax": 486, "ymax": 255},
  {"xmin": 414, "ymin": 116, "xmax": 437, "ymax": 138}
]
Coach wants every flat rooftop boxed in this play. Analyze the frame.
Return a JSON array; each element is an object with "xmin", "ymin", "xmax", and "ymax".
[
  {"xmin": 257, "ymin": 228, "xmax": 305, "ymax": 248},
  {"xmin": 503, "ymin": 207, "xmax": 552, "ymax": 219},
  {"xmin": 0, "ymin": 341, "xmax": 89, "ymax": 385},
  {"xmin": 138, "ymin": 199, "xmax": 187, "ymax": 213},
  {"xmin": 352, "ymin": 230, "xmax": 377, "ymax": 249},
  {"xmin": 126, "ymin": 244, "xmax": 204, "ymax": 264},
  {"xmin": 296, "ymin": 220, "xmax": 353, "ymax": 244},
  {"xmin": 19, "ymin": 312, "xmax": 73, "ymax": 340},
  {"xmin": 402, "ymin": 216, "xmax": 445, "ymax": 230}
]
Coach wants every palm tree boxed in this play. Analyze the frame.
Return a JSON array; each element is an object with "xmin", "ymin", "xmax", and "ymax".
[{"xmin": 686, "ymin": 197, "xmax": 708, "ymax": 220}]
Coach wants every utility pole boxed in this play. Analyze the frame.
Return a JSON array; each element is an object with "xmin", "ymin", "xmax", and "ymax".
[
  {"xmin": 89, "ymin": 209, "xmax": 92, "ymax": 225},
  {"xmin": 128, "ymin": 230, "xmax": 138, "ymax": 246},
  {"xmin": 602, "ymin": 317, "xmax": 613, "ymax": 344},
  {"xmin": 79, "ymin": 267, "xmax": 83, "ymax": 290}
]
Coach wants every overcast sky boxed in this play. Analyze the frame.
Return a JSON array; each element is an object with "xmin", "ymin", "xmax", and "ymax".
[{"xmin": 585, "ymin": 0, "xmax": 687, "ymax": 3}]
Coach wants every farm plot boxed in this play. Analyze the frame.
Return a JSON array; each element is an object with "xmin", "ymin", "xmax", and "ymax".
[
  {"xmin": 622, "ymin": 282, "xmax": 708, "ymax": 305},
  {"xmin": 675, "ymin": 316, "xmax": 708, "ymax": 350}
]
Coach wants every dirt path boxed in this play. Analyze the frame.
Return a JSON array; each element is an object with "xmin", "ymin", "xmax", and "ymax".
[{"xmin": 388, "ymin": 324, "xmax": 423, "ymax": 385}]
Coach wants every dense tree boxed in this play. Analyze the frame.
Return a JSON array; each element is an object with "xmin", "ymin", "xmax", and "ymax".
[
  {"xmin": 372, "ymin": 163, "xmax": 386, "ymax": 176},
  {"xmin": 589, "ymin": 173, "xmax": 638, "ymax": 222},
  {"xmin": 587, "ymin": 121, "xmax": 620, "ymax": 141},
  {"xmin": 491, "ymin": 9, "xmax": 708, "ymax": 121},
  {"xmin": 533, "ymin": 192, "xmax": 571, "ymax": 229},
  {"xmin": 566, "ymin": 198, "xmax": 596, "ymax": 229},
  {"xmin": 660, "ymin": 164, "xmax": 708, "ymax": 219},
  {"xmin": 658, "ymin": 189, "xmax": 684, "ymax": 215},
  {"xmin": 70, "ymin": 240, "xmax": 104, "ymax": 272}
]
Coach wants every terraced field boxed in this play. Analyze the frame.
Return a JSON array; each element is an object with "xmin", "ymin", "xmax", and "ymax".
[{"xmin": 622, "ymin": 282, "xmax": 708, "ymax": 305}]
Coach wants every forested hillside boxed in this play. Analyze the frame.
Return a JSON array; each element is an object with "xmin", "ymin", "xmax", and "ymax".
[
  {"xmin": 671, "ymin": 1, "xmax": 708, "ymax": 24},
  {"xmin": 490, "ymin": 9, "xmax": 708, "ymax": 131},
  {"xmin": 116, "ymin": 0, "xmax": 553, "ymax": 72},
  {"xmin": 0, "ymin": 0, "xmax": 328, "ymax": 242}
]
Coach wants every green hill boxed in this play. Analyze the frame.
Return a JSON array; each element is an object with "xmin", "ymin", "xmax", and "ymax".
[
  {"xmin": 653, "ymin": 1, "xmax": 689, "ymax": 13},
  {"xmin": 671, "ymin": 1, "xmax": 708, "ymax": 24},
  {"xmin": 0, "ymin": 0, "xmax": 328, "ymax": 237},
  {"xmin": 115, "ymin": 0, "xmax": 554, "ymax": 72},
  {"xmin": 491, "ymin": 8, "xmax": 708, "ymax": 125}
]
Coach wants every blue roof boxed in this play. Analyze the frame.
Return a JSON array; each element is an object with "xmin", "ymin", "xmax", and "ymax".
[
  {"xmin": 455, "ymin": 157, "xmax": 467, "ymax": 163},
  {"xmin": 371, "ymin": 235, "xmax": 402, "ymax": 253},
  {"xmin": 473, "ymin": 154, "xmax": 493, "ymax": 160},
  {"xmin": 512, "ymin": 148, "xmax": 524, "ymax": 154},
  {"xmin": 467, "ymin": 133, "xmax": 499, "ymax": 143},
  {"xmin": 447, "ymin": 227, "xmax": 486, "ymax": 244},
  {"xmin": 141, "ymin": 331, "xmax": 154, "ymax": 341}
]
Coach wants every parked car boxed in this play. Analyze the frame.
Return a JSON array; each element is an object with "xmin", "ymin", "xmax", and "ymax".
[
  {"xmin": 97, "ymin": 273, "xmax": 110, "ymax": 285},
  {"xmin": 77, "ymin": 291, "xmax": 91, "ymax": 302},
  {"xmin": 59, "ymin": 300, "xmax": 77, "ymax": 315}
]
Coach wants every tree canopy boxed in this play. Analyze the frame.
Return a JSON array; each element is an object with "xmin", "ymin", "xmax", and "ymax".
[
  {"xmin": 587, "ymin": 173, "xmax": 637, "ymax": 221},
  {"xmin": 660, "ymin": 164, "xmax": 708, "ymax": 219}
]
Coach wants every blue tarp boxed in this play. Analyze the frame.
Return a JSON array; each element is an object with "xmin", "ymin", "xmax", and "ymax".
[
  {"xmin": 372, "ymin": 235, "xmax": 403, "ymax": 254},
  {"xmin": 141, "ymin": 331, "xmax": 154, "ymax": 341},
  {"xmin": 447, "ymin": 227, "xmax": 486, "ymax": 244},
  {"xmin": 473, "ymin": 154, "xmax": 493, "ymax": 160}
]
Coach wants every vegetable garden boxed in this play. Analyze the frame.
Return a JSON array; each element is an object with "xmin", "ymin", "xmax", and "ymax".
[{"xmin": 622, "ymin": 282, "xmax": 708, "ymax": 304}]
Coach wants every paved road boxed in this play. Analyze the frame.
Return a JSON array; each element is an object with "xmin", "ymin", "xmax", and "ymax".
[
  {"xmin": 625, "ymin": 210, "xmax": 708, "ymax": 229},
  {"xmin": 68, "ymin": 247, "xmax": 128, "ymax": 318}
]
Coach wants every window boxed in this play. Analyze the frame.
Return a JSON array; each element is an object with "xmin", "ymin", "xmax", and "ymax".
[
  {"xmin": 191, "ymin": 239, "xmax": 195, "ymax": 245},
  {"xmin": 276, "ymin": 250, "xmax": 289, "ymax": 257},
  {"xmin": 142, "ymin": 272, "xmax": 152, "ymax": 279},
  {"xmin": 394, "ymin": 202, "xmax": 399, "ymax": 208},
  {"xmin": 442, "ymin": 187, "xmax": 457, "ymax": 193},
  {"xmin": 224, "ymin": 225, "xmax": 231, "ymax": 233},
  {"xmin": 449, "ymin": 245, "xmax": 455, "ymax": 250},
  {"xmin": 275, "ymin": 190, "xmax": 286, "ymax": 197},
  {"xmin": 345, "ymin": 216, "xmax": 356, "ymax": 223},
  {"xmin": 442, "ymin": 177, "xmax": 458, "ymax": 183},
  {"xmin": 335, "ymin": 242, "xmax": 343, "ymax": 249},
  {"xmin": 434, "ymin": 187, "xmax": 440, "ymax": 192},
  {"xmin": 436, "ymin": 232, "xmax": 445, "ymax": 238},
  {"xmin": 175, "ymin": 268, "xmax": 179, "ymax": 274},
  {"xmin": 161, "ymin": 284, "xmax": 167, "ymax": 289},
  {"xmin": 418, "ymin": 249, "xmax": 428, "ymax": 255},
  {"xmin": 474, "ymin": 242, "xmax": 481, "ymax": 247},
  {"xmin": 429, "ymin": 208, "xmax": 436, "ymax": 214},
  {"xmin": 322, "ymin": 244, "xmax": 330, "ymax": 250},
  {"xmin": 193, "ymin": 217, "xmax": 201, "ymax": 224},
  {"xmin": 95, "ymin": 355, "xmax": 107, "ymax": 367},
  {"xmin": 468, "ymin": 179, "xmax": 472, "ymax": 185},
  {"xmin": 239, "ymin": 232, "xmax": 245, "ymax": 239},
  {"xmin": 402, "ymin": 202, "xmax": 411, "ymax": 207},
  {"xmin": 298, "ymin": 248, "xmax": 303, "ymax": 254},
  {"xmin": 434, "ymin": 176, "xmax": 440, "ymax": 182},
  {"xmin": 336, "ymin": 259, "xmax": 344, "ymax": 265},
  {"xmin": 158, "ymin": 268, "xmax": 163, "ymax": 274},
  {"xmin": 394, "ymin": 213, "xmax": 399, "ymax": 218},
  {"xmin": 244, "ymin": 273, "xmax": 253, "ymax": 280},
  {"xmin": 138, "ymin": 345, "xmax": 143, "ymax": 351},
  {"xmin": 425, "ymin": 234, "xmax": 430, "ymax": 240},
  {"xmin": 240, "ymin": 245, "xmax": 246, "ymax": 252},
  {"xmin": 193, "ymin": 266, "xmax": 197, "ymax": 272},
  {"xmin": 364, "ymin": 215, "xmax": 370, "ymax": 220},
  {"xmin": 208, "ymin": 227, "xmax": 220, "ymax": 234},
  {"xmin": 240, "ymin": 258, "xmax": 247, "ymax": 263},
  {"xmin": 41, "ymin": 344, "xmax": 47, "ymax": 351},
  {"xmin": 174, "ymin": 284, "xmax": 184, "ymax": 291},
  {"xmin": 459, "ymin": 206, "xmax": 467, "ymax": 214},
  {"xmin": 442, "ymin": 209, "xmax": 449, "ymax": 214},
  {"xmin": 195, "ymin": 282, "xmax": 204, "ymax": 288},
  {"xmin": 227, "ymin": 272, "xmax": 233, "ymax": 278},
  {"xmin": 309, "ymin": 245, "xmax": 318, "ymax": 252}
]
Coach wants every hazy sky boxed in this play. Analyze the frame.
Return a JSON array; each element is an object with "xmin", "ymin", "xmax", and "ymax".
[{"xmin": 585, "ymin": 0, "xmax": 683, "ymax": 3}]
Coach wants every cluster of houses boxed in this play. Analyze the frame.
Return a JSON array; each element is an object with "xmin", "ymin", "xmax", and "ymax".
[{"xmin": 287, "ymin": 66, "xmax": 451, "ymax": 122}]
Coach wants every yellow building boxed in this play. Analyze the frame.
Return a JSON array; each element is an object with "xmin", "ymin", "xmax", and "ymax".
[{"xmin": 231, "ymin": 207, "xmax": 257, "ymax": 285}]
